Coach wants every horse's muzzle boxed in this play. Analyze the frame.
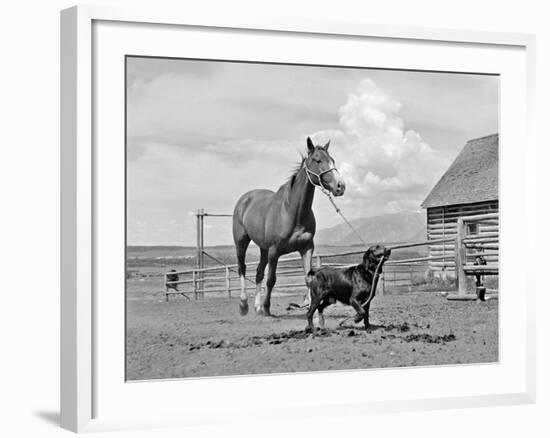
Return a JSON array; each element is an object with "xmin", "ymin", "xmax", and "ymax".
[{"xmin": 333, "ymin": 180, "xmax": 346, "ymax": 197}]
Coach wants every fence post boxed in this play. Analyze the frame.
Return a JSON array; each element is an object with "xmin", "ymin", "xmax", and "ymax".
[
  {"xmin": 316, "ymin": 255, "xmax": 322, "ymax": 268},
  {"xmin": 164, "ymin": 273, "xmax": 169, "ymax": 302},
  {"xmin": 455, "ymin": 217, "xmax": 467, "ymax": 296},
  {"xmin": 226, "ymin": 266, "xmax": 231, "ymax": 298},
  {"xmin": 192, "ymin": 270, "xmax": 197, "ymax": 300},
  {"xmin": 196, "ymin": 209, "xmax": 201, "ymax": 299},
  {"xmin": 380, "ymin": 272, "xmax": 385, "ymax": 296}
]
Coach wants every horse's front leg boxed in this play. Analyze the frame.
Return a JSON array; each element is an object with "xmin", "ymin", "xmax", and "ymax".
[
  {"xmin": 254, "ymin": 249, "xmax": 268, "ymax": 313},
  {"xmin": 262, "ymin": 248, "xmax": 279, "ymax": 316},
  {"xmin": 300, "ymin": 245, "xmax": 314, "ymax": 308}
]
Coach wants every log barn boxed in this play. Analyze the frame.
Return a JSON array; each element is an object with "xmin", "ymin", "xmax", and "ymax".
[{"xmin": 421, "ymin": 134, "xmax": 499, "ymax": 277}]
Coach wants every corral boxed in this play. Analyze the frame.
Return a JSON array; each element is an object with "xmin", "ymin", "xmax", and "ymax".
[
  {"xmin": 126, "ymin": 210, "xmax": 499, "ymax": 380},
  {"xmin": 126, "ymin": 133, "xmax": 500, "ymax": 380},
  {"xmin": 162, "ymin": 211, "xmax": 498, "ymax": 302}
]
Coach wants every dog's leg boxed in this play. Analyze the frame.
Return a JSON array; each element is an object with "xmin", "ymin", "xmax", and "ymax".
[
  {"xmin": 351, "ymin": 298, "xmax": 366, "ymax": 323},
  {"xmin": 306, "ymin": 294, "xmax": 320, "ymax": 332},
  {"xmin": 317, "ymin": 299, "xmax": 331, "ymax": 329},
  {"xmin": 318, "ymin": 312, "xmax": 325, "ymax": 329},
  {"xmin": 362, "ymin": 301, "xmax": 371, "ymax": 328}
]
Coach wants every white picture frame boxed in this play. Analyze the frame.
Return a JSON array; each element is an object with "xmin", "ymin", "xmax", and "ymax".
[{"xmin": 60, "ymin": 5, "xmax": 536, "ymax": 433}]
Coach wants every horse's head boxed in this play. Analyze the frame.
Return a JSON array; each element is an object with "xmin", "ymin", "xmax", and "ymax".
[{"xmin": 304, "ymin": 137, "xmax": 346, "ymax": 197}]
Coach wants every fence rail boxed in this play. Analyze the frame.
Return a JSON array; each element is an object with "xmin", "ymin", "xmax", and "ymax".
[
  {"xmin": 449, "ymin": 214, "xmax": 499, "ymax": 300},
  {"xmin": 161, "ymin": 212, "xmax": 498, "ymax": 301}
]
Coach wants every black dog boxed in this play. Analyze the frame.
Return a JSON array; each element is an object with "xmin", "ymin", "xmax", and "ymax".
[{"xmin": 306, "ymin": 245, "xmax": 391, "ymax": 331}]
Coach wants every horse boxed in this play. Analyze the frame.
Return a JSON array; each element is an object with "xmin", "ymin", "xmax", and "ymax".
[{"xmin": 232, "ymin": 137, "xmax": 346, "ymax": 316}]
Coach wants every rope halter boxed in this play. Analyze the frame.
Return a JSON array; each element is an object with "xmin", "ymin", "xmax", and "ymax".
[{"xmin": 303, "ymin": 162, "xmax": 338, "ymax": 196}]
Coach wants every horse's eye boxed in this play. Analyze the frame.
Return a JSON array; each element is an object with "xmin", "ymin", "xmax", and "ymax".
[{"xmin": 315, "ymin": 159, "xmax": 321, "ymax": 164}]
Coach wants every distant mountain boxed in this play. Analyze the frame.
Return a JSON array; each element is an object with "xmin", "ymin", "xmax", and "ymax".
[{"xmin": 315, "ymin": 211, "xmax": 426, "ymax": 245}]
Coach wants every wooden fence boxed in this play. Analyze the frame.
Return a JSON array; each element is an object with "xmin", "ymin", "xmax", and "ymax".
[
  {"xmin": 447, "ymin": 212, "xmax": 499, "ymax": 300},
  {"xmin": 163, "ymin": 238, "xmax": 460, "ymax": 301},
  {"xmin": 163, "ymin": 213, "xmax": 498, "ymax": 301}
]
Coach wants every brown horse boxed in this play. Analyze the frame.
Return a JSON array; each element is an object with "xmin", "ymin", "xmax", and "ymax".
[{"xmin": 232, "ymin": 137, "xmax": 346, "ymax": 316}]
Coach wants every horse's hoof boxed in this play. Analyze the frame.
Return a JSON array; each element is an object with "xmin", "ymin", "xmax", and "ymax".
[
  {"xmin": 305, "ymin": 326, "xmax": 313, "ymax": 333},
  {"xmin": 239, "ymin": 300, "xmax": 249, "ymax": 316},
  {"xmin": 262, "ymin": 306, "xmax": 271, "ymax": 316},
  {"xmin": 353, "ymin": 314, "xmax": 364, "ymax": 323},
  {"xmin": 254, "ymin": 306, "xmax": 263, "ymax": 314}
]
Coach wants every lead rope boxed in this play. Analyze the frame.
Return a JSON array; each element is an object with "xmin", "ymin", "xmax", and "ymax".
[
  {"xmin": 304, "ymin": 165, "xmax": 369, "ymax": 246},
  {"xmin": 303, "ymin": 163, "xmax": 380, "ymax": 322},
  {"xmin": 325, "ymin": 193, "xmax": 369, "ymax": 247}
]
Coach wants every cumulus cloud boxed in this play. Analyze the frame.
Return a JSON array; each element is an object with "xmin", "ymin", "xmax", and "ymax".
[
  {"xmin": 309, "ymin": 78, "xmax": 449, "ymax": 218},
  {"xmin": 126, "ymin": 60, "xmax": 496, "ymax": 245},
  {"xmin": 128, "ymin": 78, "xmax": 449, "ymax": 244}
]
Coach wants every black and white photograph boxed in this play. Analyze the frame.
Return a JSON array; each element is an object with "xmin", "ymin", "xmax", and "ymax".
[
  {"xmin": 4, "ymin": 0, "xmax": 547, "ymax": 435},
  {"xmin": 125, "ymin": 57, "xmax": 499, "ymax": 380}
]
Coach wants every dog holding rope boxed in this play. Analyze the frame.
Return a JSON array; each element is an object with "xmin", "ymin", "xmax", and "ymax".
[{"xmin": 306, "ymin": 245, "xmax": 391, "ymax": 331}]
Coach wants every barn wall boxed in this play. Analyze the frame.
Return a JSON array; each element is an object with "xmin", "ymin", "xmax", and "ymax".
[{"xmin": 426, "ymin": 200, "xmax": 499, "ymax": 277}]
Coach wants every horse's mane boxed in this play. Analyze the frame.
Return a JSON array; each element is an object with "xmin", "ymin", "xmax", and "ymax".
[{"xmin": 288, "ymin": 154, "xmax": 306, "ymax": 188}]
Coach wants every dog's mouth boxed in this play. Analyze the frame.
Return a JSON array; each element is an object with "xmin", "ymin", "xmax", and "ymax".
[
  {"xmin": 374, "ymin": 251, "xmax": 391, "ymax": 268},
  {"xmin": 376, "ymin": 253, "xmax": 391, "ymax": 262}
]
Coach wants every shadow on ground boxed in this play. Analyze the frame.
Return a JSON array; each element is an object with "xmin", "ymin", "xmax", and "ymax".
[{"xmin": 34, "ymin": 411, "xmax": 59, "ymax": 427}]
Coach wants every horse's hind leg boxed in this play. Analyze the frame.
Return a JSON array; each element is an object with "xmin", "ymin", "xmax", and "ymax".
[
  {"xmin": 254, "ymin": 249, "xmax": 268, "ymax": 313},
  {"xmin": 234, "ymin": 233, "xmax": 251, "ymax": 316}
]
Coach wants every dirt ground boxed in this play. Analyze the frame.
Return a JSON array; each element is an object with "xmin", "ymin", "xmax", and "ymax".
[{"xmin": 126, "ymin": 291, "xmax": 498, "ymax": 380}]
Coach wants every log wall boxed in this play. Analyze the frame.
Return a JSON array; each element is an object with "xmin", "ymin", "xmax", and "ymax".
[{"xmin": 426, "ymin": 200, "xmax": 499, "ymax": 276}]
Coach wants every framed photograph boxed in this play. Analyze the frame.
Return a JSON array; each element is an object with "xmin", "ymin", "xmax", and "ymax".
[{"xmin": 61, "ymin": 5, "xmax": 536, "ymax": 433}]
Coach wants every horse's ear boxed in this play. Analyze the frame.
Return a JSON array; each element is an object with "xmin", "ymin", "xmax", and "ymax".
[
  {"xmin": 307, "ymin": 137, "xmax": 315, "ymax": 154},
  {"xmin": 323, "ymin": 140, "xmax": 330, "ymax": 151}
]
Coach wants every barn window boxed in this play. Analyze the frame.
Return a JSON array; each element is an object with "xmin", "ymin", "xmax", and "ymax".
[{"xmin": 467, "ymin": 223, "xmax": 479, "ymax": 235}]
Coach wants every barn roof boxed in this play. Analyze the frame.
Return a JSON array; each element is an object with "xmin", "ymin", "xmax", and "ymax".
[{"xmin": 421, "ymin": 133, "xmax": 498, "ymax": 209}]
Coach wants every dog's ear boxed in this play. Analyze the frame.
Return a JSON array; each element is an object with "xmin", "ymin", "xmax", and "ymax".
[{"xmin": 362, "ymin": 249, "xmax": 373, "ymax": 266}]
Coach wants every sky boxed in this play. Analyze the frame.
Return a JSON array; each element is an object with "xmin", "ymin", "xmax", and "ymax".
[{"xmin": 126, "ymin": 57, "xmax": 498, "ymax": 246}]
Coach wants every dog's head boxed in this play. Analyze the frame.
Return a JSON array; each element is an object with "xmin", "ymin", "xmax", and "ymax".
[{"xmin": 362, "ymin": 245, "xmax": 391, "ymax": 271}]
